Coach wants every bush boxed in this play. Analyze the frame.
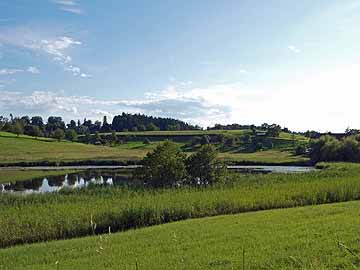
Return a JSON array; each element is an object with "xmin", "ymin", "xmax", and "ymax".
[
  {"xmin": 295, "ymin": 144, "xmax": 307, "ymax": 156},
  {"xmin": 310, "ymin": 135, "xmax": 360, "ymax": 163},
  {"xmin": 200, "ymin": 135, "xmax": 210, "ymax": 145},
  {"xmin": 186, "ymin": 144, "xmax": 227, "ymax": 185},
  {"xmin": 54, "ymin": 128, "xmax": 65, "ymax": 142},
  {"xmin": 134, "ymin": 141, "xmax": 187, "ymax": 187},
  {"xmin": 65, "ymin": 129, "xmax": 78, "ymax": 142}
]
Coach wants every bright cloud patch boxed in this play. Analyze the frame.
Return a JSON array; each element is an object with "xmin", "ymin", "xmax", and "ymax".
[
  {"xmin": 288, "ymin": 45, "xmax": 301, "ymax": 53},
  {"xmin": 0, "ymin": 67, "xmax": 40, "ymax": 75},
  {"xmin": 0, "ymin": 27, "xmax": 89, "ymax": 77},
  {"xmin": 0, "ymin": 64, "xmax": 359, "ymax": 132},
  {"xmin": 53, "ymin": 0, "xmax": 84, "ymax": 14}
]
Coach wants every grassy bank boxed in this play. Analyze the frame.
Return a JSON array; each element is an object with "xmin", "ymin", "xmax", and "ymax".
[
  {"xmin": 1, "ymin": 163, "xmax": 360, "ymax": 248},
  {"xmin": 0, "ymin": 132, "xmax": 144, "ymax": 164},
  {"xmin": 219, "ymin": 149, "xmax": 309, "ymax": 164},
  {"xmin": 0, "ymin": 131, "xmax": 308, "ymax": 166},
  {"xmin": 1, "ymin": 201, "xmax": 360, "ymax": 269}
]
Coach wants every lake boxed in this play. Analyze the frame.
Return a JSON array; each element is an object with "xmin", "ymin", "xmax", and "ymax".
[{"xmin": 1, "ymin": 166, "xmax": 316, "ymax": 194}]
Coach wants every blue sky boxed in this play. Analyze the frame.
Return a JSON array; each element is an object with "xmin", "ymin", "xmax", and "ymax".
[{"xmin": 0, "ymin": 0, "xmax": 360, "ymax": 131}]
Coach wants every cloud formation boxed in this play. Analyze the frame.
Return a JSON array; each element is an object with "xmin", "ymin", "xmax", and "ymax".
[
  {"xmin": 53, "ymin": 0, "xmax": 84, "ymax": 14},
  {"xmin": 288, "ymin": 45, "xmax": 301, "ymax": 53},
  {"xmin": 0, "ymin": 27, "xmax": 89, "ymax": 77},
  {"xmin": 0, "ymin": 85, "xmax": 233, "ymax": 128},
  {"xmin": 1, "ymin": 63, "xmax": 359, "ymax": 132},
  {"xmin": 0, "ymin": 67, "xmax": 40, "ymax": 75}
]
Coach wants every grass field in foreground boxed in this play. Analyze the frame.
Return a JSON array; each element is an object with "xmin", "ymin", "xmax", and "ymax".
[
  {"xmin": 1, "ymin": 163, "xmax": 360, "ymax": 248},
  {"xmin": 1, "ymin": 201, "xmax": 359, "ymax": 270},
  {"xmin": 0, "ymin": 170, "xmax": 80, "ymax": 184}
]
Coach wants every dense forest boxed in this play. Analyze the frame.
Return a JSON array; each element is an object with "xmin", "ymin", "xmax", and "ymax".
[{"xmin": 0, "ymin": 113, "xmax": 199, "ymax": 140}]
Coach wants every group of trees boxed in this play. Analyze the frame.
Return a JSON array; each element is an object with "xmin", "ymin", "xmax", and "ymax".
[
  {"xmin": 310, "ymin": 135, "xmax": 360, "ymax": 163},
  {"xmin": 0, "ymin": 113, "xmax": 199, "ymax": 141},
  {"xmin": 208, "ymin": 123, "xmax": 285, "ymax": 137},
  {"xmin": 111, "ymin": 113, "xmax": 199, "ymax": 132},
  {"xmin": 0, "ymin": 115, "xmax": 77, "ymax": 141},
  {"xmin": 135, "ymin": 141, "xmax": 226, "ymax": 187}
]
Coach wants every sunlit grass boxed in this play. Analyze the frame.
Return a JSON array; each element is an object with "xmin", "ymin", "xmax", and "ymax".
[
  {"xmin": 1, "ymin": 162, "xmax": 360, "ymax": 248},
  {"xmin": 1, "ymin": 201, "xmax": 359, "ymax": 269},
  {"xmin": 0, "ymin": 131, "xmax": 308, "ymax": 165}
]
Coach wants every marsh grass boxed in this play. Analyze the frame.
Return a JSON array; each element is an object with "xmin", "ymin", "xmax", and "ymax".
[
  {"xmin": 1, "ymin": 200, "xmax": 360, "ymax": 269},
  {"xmin": 1, "ymin": 163, "xmax": 360, "ymax": 248}
]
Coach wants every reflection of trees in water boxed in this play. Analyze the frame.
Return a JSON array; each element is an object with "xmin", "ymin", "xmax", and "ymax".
[
  {"xmin": 47, "ymin": 175, "xmax": 67, "ymax": 186},
  {"xmin": 67, "ymin": 174, "xmax": 78, "ymax": 185},
  {"xmin": 3, "ymin": 169, "xmax": 140, "ymax": 193},
  {"xmin": 6, "ymin": 177, "xmax": 43, "ymax": 191}
]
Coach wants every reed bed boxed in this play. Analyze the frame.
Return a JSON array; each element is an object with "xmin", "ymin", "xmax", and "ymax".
[{"xmin": 1, "ymin": 162, "xmax": 359, "ymax": 248}]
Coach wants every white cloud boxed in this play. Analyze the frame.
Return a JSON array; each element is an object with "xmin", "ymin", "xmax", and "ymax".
[
  {"xmin": 33, "ymin": 37, "xmax": 81, "ymax": 64},
  {"xmin": 0, "ymin": 64, "xmax": 359, "ymax": 132},
  {"xmin": 53, "ymin": 0, "xmax": 84, "ymax": 14},
  {"xmin": 54, "ymin": 0, "xmax": 77, "ymax": 5},
  {"xmin": 60, "ymin": 7, "xmax": 84, "ymax": 14},
  {"xmin": 80, "ymin": 73, "xmax": 92, "ymax": 78},
  {"xmin": 65, "ymin": 65, "xmax": 81, "ymax": 76},
  {"xmin": 0, "ymin": 69, "xmax": 23, "ymax": 75},
  {"xmin": 0, "ymin": 27, "xmax": 90, "ymax": 78},
  {"xmin": 27, "ymin": 66, "xmax": 40, "ymax": 74},
  {"xmin": 288, "ymin": 45, "xmax": 301, "ymax": 53},
  {"xmin": 0, "ymin": 87, "xmax": 231, "ymax": 127},
  {"xmin": 0, "ymin": 67, "xmax": 40, "ymax": 75}
]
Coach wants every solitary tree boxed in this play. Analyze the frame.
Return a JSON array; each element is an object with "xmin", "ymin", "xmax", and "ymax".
[
  {"xmin": 147, "ymin": 123, "xmax": 160, "ymax": 131},
  {"xmin": 65, "ymin": 129, "xmax": 78, "ymax": 142},
  {"xmin": 134, "ymin": 141, "xmax": 187, "ymax": 187},
  {"xmin": 200, "ymin": 135, "xmax": 210, "ymax": 145},
  {"xmin": 13, "ymin": 122, "xmax": 24, "ymax": 137},
  {"xmin": 186, "ymin": 144, "xmax": 227, "ymax": 185},
  {"xmin": 111, "ymin": 131, "xmax": 117, "ymax": 145},
  {"xmin": 54, "ymin": 128, "xmax": 65, "ymax": 142}
]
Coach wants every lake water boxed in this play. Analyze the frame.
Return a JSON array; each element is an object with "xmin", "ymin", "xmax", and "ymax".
[{"xmin": 1, "ymin": 166, "xmax": 316, "ymax": 194}]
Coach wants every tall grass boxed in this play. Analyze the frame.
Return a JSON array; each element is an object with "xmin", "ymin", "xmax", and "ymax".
[{"xmin": 1, "ymin": 162, "xmax": 360, "ymax": 248}]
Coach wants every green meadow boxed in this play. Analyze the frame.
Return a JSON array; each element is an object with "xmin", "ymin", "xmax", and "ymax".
[
  {"xmin": 1, "ymin": 201, "xmax": 359, "ymax": 270},
  {"xmin": 0, "ymin": 131, "xmax": 308, "ymax": 165},
  {"xmin": 1, "ymin": 163, "xmax": 360, "ymax": 249}
]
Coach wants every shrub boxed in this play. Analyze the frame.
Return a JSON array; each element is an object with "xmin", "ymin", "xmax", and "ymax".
[
  {"xmin": 65, "ymin": 129, "xmax": 78, "ymax": 142},
  {"xmin": 186, "ymin": 144, "xmax": 227, "ymax": 185},
  {"xmin": 134, "ymin": 141, "xmax": 187, "ymax": 187},
  {"xmin": 310, "ymin": 135, "xmax": 360, "ymax": 163},
  {"xmin": 295, "ymin": 144, "xmax": 307, "ymax": 156},
  {"xmin": 54, "ymin": 128, "xmax": 65, "ymax": 142},
  {"xmin": 200, "ymin": 135, "xmax": 210, "ymax": 145}
]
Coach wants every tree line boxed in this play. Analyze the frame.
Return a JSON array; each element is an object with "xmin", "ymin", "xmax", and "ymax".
[
  {"xmin": 208, "ymin": 123, "xmax": 285, "ymax": 137},
  {"xmin": 0, "ymin": 113, "xmax": 199, "ymax": 140},
  {"xmin": 310, "ymin": 134, "xmax": 360, "ymax": 163}
]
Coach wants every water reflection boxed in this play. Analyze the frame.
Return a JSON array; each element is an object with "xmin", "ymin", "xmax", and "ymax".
[
  {"xmin": 0, "ymin": 166, "xmax": 315, "ymax": 195},
  {"xmin": 1, "ymin": 170, "xmax": 133, "ymax": 194}
]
